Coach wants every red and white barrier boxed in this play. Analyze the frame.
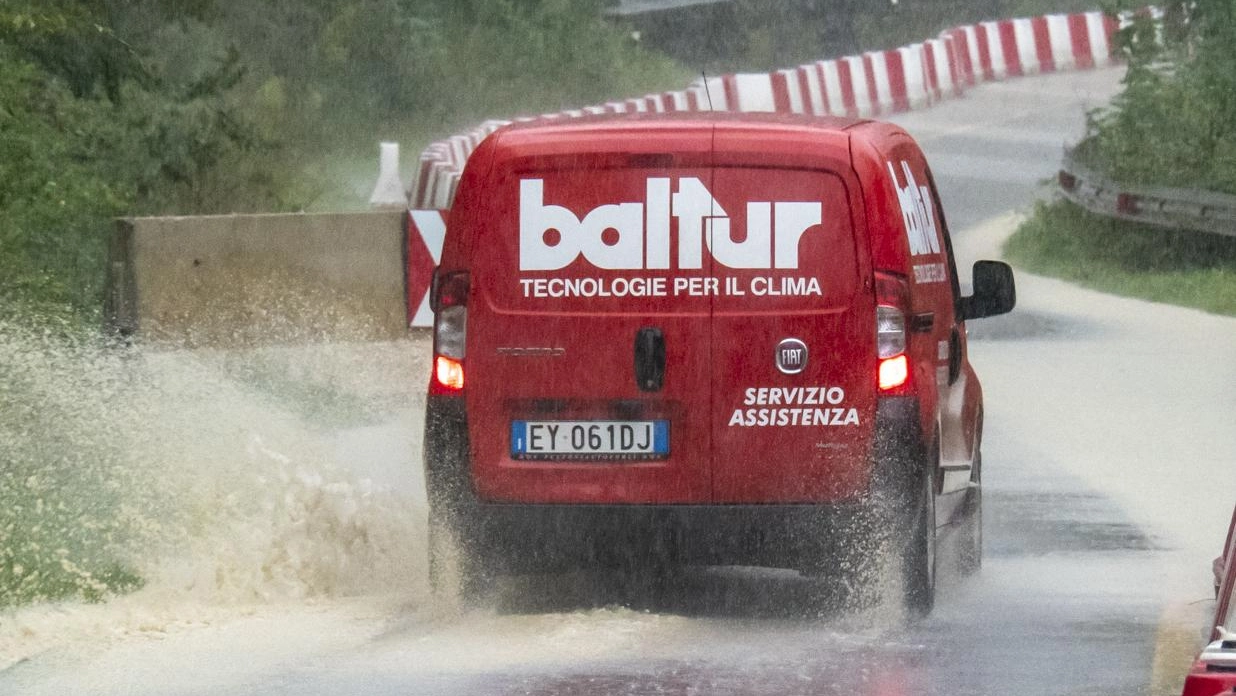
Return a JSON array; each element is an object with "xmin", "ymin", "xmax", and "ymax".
[
  {"xmin": 943, "ymin": 11, "xmax": 1117, "ymax": 85},
  {"xmin": 406, "ymin": 209, "xmax": 447, "ymax": 327},
  {"xmin": 403, "ymin": 8, "xmax": 1126, "ymax": 325},
  {"xmin": 700, "ymin": 46, "xmax": 934, "ymax": 122},
  {"xmin": 923, "ymin": 37, "xmax": 960, "ymax": 101},
  {"xmin": 817, "ymin": 59, "xmax": 851, "ymax": 117}
]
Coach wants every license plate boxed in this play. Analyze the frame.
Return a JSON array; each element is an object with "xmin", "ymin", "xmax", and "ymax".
[{"xmin": 511, "ymin": 420, "xmax": 670, "ymax": 461}]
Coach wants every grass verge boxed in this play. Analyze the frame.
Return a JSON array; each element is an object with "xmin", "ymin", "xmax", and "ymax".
[{"xmin": 1004, "ymin": 199, "xmax": 1236, "ymax": 317}]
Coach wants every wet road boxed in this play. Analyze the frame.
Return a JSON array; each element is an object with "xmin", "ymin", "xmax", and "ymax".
[{"xmin": 5, "ymin": 67, "xmax": 1236, "ymax": 696}]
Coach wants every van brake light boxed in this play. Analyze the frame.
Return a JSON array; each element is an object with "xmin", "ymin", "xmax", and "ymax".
[
  {"xmin": 875, "ymin": 272, "xmax": 910, "ymax": 392},
  {"xmin": 431, "ymin": 270, "xmax": 469, "ymax": 392},
  {"xmin": 435, "ymin": 356, "xmax": 465, "ymax": 390},
  {"xmin": 878, "ymin": 355, "xmax": 909, "ymax": 391}
]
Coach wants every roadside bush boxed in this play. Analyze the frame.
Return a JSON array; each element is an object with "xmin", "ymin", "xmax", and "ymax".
[
  {"xmin": 0, "ymin": 52, "xmax": 128, "ymax": 319},
  {"xmin": 1077, "ymin": 1, "xmax": 1236, "ymax": 195},
  {"xmin": 428, "ymin": 0, "xmax": 687, "ymax": 126}
]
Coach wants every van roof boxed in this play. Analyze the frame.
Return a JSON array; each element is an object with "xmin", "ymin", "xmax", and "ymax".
[
  {"xmin": 481, "ymin": 111, "xmax": 895, "ymax": 169},
  {"xmin": 498, "ymin": 110, "xmax": 873, "ymax": 138}
]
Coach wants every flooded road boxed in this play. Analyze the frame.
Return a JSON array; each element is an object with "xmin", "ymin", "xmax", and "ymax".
[{"xmin": 4, "ymin": 66, "xmax": 1234, "ymax": 696}]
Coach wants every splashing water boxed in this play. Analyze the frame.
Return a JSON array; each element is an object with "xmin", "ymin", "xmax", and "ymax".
[{"xmin": 0, "ymin": 317, "xmax": 431, "ymax": 666}]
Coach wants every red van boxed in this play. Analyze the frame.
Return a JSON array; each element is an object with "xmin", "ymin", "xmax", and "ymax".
[{"xmin": 423, "ymin": 112, "xmax": 1015, "ymax": 615}]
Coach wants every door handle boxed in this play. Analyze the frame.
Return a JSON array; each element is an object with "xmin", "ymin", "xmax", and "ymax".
[{"xmin": 634, "ymin": 327, "xmax": 665, "ymax": 392}]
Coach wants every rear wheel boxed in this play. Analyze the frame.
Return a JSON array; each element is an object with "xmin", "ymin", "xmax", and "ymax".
[{"xmin": 901, "ymin": 463, "xmax": 937, "ymax": 618}]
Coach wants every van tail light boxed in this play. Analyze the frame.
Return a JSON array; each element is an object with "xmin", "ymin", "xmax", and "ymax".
[
  {"xmin": 430, "ymin": 270, "xmax": 469, "ymax": 394},
  {"xmin": 435, "ymin": 356, "xmax": 465, "ymax": 391},
  {"xmin": 878, "ymin": 354, "xmax": 909, "ymax": 391},
  {"xmin": 877, "ymin": 305, "xmax": 906, "ymax": 358},
  {"xmin": 875, "ymin": 271, "xmax": 911, "ymax": 393}
]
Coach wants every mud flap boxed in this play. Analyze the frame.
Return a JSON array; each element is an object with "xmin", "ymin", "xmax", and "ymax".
[{"xmin": 424, "ymin": 396, "xmax": 497, "ymax": 607}]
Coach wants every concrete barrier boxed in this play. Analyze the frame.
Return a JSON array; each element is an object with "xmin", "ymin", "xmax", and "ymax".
[{"xmin": 106, "ymin": 211, "xmax": 407, "ymax": 347}]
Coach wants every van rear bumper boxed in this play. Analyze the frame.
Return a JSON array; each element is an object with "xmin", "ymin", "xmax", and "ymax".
[
  {"xmin": 425, "ymin": 394, "xmax": 923, "ymax": 572},
  {"xmin": 460, "ymin": 499, "xmax": 872, "ymax": 572}
]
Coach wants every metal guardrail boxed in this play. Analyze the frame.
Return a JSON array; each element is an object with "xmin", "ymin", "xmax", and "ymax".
[{"xmin": 1058, "ymin": 151, "xmax": 1236, "ymax": 238}]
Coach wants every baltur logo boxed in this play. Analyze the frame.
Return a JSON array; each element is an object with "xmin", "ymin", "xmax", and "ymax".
[
  {"xmin": 887, "ymin": 161, "xmax": 941, "ymax": 257},
  {"xmin": 519, "ymin": 178, "xmax": 822, "ymax": 271}
]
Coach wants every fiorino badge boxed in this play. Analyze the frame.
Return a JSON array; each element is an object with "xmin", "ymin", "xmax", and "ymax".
[{"xmin": 775, "ymin": 338, "xmax": 808, "ymax": 374}]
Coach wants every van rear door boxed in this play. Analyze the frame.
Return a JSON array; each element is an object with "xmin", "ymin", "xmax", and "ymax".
[
  {"xmin": 465, "ymin": 135, "xmax": 717, "ymax": 505},
  {"xmin": 708, "ymin": 127, "xmax": 877, "ymax": 503}
]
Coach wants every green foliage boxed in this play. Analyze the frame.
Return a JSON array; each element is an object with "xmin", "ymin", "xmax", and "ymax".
[
  {"xmin": 1005, "ymin": 200, "xmax": 1236, "ymax": 316},
  {"xmin": 0, "ymin": 51, "xmax": 128, "ymax": 316},
  {"xmin": 428, "ymin": 0, "xmax": 686, "ymax": 125},
  {"xmin": 0, "ymin": 1, "xmax": 311, "ymax": 322},
  {"xmin": 1078, "ymin": 0, "xmax": 1236, "ymax": 194}
]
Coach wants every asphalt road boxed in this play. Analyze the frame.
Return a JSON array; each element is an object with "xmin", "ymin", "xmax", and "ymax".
[{"xmin": 4, "ymin": 66, "xmax": 1235, "ymax": 696}]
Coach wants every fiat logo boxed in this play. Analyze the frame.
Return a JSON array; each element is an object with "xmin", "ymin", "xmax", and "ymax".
[{"xmin": 775, "ymin": 338, "xmax": 808, "ymax": 375}]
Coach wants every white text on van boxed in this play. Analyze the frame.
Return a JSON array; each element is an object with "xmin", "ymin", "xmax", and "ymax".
[
  {"xmin": 887, "ymin": 161, "xmax": 941, "ymax": 257},
  {"xmin": 519, "ymin": 178, "xmax": 822, "ymax": 271}
]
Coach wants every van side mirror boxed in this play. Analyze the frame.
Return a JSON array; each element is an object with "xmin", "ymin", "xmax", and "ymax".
[{"xmin": 962, "ymin": 260, "xmax": 1015, "ymax": 320}]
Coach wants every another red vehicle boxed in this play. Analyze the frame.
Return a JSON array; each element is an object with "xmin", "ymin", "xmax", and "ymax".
[
  {"xmin": 423, "ymin": 112, "xmax": 1015, "ymax": 614},
  {"xmin": 1181, "ymin": 504, "xmax": 1236, "ymax": 696}
]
